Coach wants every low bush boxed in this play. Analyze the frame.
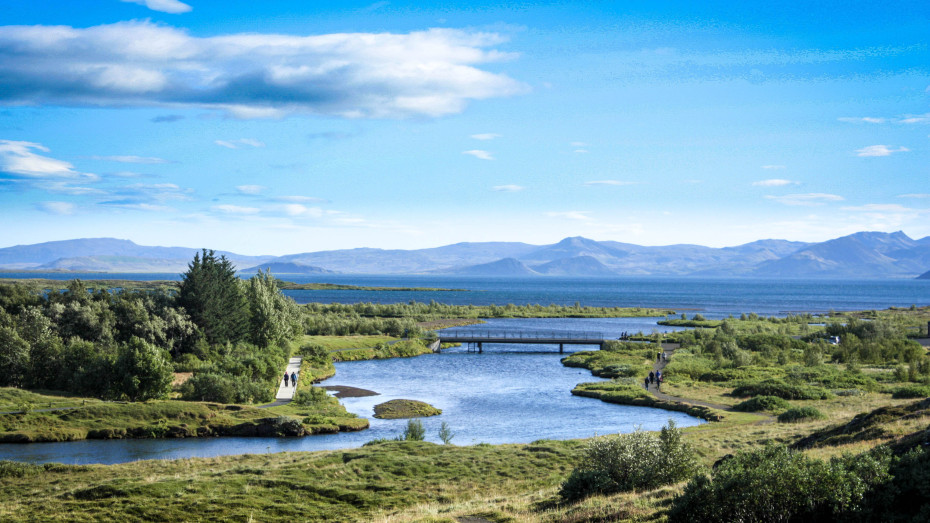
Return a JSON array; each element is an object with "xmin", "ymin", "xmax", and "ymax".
[
  {"xmin": 731, "ymin": 379, "xmax": 833, "ymax": 400},
  {"xmin": 891, "ymin": 385, "xmax": 930, "ymax": 399},
  {"xmin": 732, "ymin": 395, "xmax": 791, "ymax": 413},
  {"xmin": 778, "ymin": 406, "xmax": 826, "ymax": 423},
  {"xmin": 560, "ymin": 420, "xmax": 700, "ymax": 502},
  {"xmin": 667, "ymin": 444, "xmax": 893, "ymax": 523},
  {"xmin": 292, "ymin": 387, "xmax": 330, "ymax": 406}
]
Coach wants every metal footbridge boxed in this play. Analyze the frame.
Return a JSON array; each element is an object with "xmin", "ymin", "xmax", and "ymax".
[{"xmin": 434, "ymin": 330, "xmax": 607, "ymax": 353}]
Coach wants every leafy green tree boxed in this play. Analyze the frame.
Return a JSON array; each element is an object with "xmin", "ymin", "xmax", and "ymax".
[
  {"xmin": 245, "ymin": 269, "xmax": 299, "ymax": 347},
  {"xmin": 178, "ymin": 249, "xmax": 248, "ymax": 345},
  {"xmin": 0, "ymin": 325, "xmax": 30, "ymax": 387},
  {"xmin": 111, "ymin": 337, "xmax": 174, "ymax": 401}
]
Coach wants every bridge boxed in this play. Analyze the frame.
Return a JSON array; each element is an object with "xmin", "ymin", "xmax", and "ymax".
[{"xmin": 433, "ymin": 330, "xmax": 608, "ymax": 353}]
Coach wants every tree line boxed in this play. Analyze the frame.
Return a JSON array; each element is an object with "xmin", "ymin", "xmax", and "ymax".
[{"xmin": 0, "ymin": 250, "xmax": 300, "ymax": 403}]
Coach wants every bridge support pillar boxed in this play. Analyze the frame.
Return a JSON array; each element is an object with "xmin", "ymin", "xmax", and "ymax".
[
  {"xmin": 478, "ymin": 342, "xmax": 483, "ymax": 353},
  {"xmin": 559, "ymin": 343, "xmax": 564, "ymax": 354}
]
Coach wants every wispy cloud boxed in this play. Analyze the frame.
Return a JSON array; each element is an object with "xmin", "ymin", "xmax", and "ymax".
[
  {"xmin": 471, "ymin": 133, "xmax": 501, "ymax": 140},
  {"xmin": 839, "ymin": 113, "xmax": 930, "ymax": 124},
  {"xmin": 237, "ymin": 185, "xmax": 266, "ymax": 195},
  {"xmin": 275, "ymin": 195, "xmax": 326, "ymax": 203},
  {"xmin": 150, "ymin": 114, "xmax": 184, "ymax": 123},
  {"xmin": 583, "ymin": 180, "xmax": 635, "ymax": 186},
  {"xmin": 855, "ymin": 145, "xmax": 909, "ymax": 157},
  {"xmin": 215, "ymin": 139, "xmax": 266, "ymax": 149},
  {"xmin": 212, "ymin": 204, "xmax": 260, "ymax": 215},
  {"xmin": 765, "ymin": 193, "xmax": 844, "ymax": 206},
  {"xmin": 842, "ymin": 203, "xmax": 923, "ymax": 213},
  {"xmin": 89, "ymin": 155, "xmax": 170, "ymax": 164},
  {"xmin": 761, "ymin": 165, "xmax": 786, "ymax": 170},
  {"xmin": 119, "ymin": 0, "xmax": 192, "ymax": 14},
  {"xmin": 546, "ymin": 211, "xmax": 591, "ymax": 220},
  {"xmin": 493, "ymin": 184, "xmax": 524, "ymax": 192},
  {"xmin": 838, "ymin": 117, "xmax": 888, "ymax": 124},
  {"xmin": 899, "ymin": 193, "xmax": 930, "ymax": 198},
  {"xmin": 0, "ymin": 21, "xmax": 525, "ymax": 119},
  {"xmin": 753, "ymin": 179, "xmax": 797, "ymax": 187},
  {"xmin": 0, "ymin": 140, "xmax": 94, "ymax": 180},
  {"xmin": 463, "ymin": 149, "xmax": 494, "ymax": 160},
  {"xmin": 36, "ymin": 201, "xmax": 76, "ymax": 215}
]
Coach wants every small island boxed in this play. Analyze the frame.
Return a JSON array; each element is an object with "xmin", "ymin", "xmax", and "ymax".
[{"xmin": 373, "ymin": 399, "xmax": 442, "ymax": 419}]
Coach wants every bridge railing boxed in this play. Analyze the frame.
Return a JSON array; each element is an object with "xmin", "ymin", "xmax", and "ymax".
[{"xmin": 434, "ymin": 330, "xmax": 605, "ymax": 340}]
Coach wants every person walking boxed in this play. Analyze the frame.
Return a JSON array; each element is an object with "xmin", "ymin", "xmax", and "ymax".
[
  {"xmin": 290, "ymin": 371, "xmax": 297, "ymax": 388},
  {"xmin": 283, "ymin": 372, "xmax": 289, "ymax": 388},
  {"xmin": 644, "ymin": 376, "xmax": 650, "ymax": 390}
]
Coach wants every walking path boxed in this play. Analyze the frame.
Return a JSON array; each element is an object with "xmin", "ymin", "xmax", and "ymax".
[
  {"xmin": 260, "ymin": 357, "xmax": 302, "ymax": 408},
  {"xmin": 646, "ymin": 344, "xmax": 774, "ymax": 423}
]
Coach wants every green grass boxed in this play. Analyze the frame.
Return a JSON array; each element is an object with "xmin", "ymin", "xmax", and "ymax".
[{"xmin": 372, "ymin": 399, "xmax": 442, "ymax": 419}]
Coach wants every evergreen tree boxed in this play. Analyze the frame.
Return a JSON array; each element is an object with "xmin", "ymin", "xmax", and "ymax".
[{"xmin": 177, "ymin": 249, "xmax": 248, "ymax": 345}]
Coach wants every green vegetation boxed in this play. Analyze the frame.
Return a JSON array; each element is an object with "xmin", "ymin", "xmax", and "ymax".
[
  {"xmin": 777, "ymin": 406, "xmax": 827, "ymax": 423},
  {"xmin": 732, "ymin": 394, "xmax": 791, "ymax": 413},
  {"xmin": 329, "ymin": 339, "xmax": 434, "ymax": 362},
  {"xmin": 668, "ymin": 444, "xmax": 897, "ymax": 523},
  {"xmin": 561, "ymin": 341, "xmax": 655, "ymax": 378},
  {"xmin": 373, "ymin": 399, "xmax": 442, "ymax": 419},
  {"xmin": 560, "ymin": 421, "xmax": 700, "ymax": 502}
]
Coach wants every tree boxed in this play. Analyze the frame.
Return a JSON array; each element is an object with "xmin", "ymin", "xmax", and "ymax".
[
  {"xmin": 245, "ymin": 269, "xmax": 299, "ymax": 347},
  {"xmin": 112, "ymin": 337, "xmax": 174, "ymax": 401},
  {"xmin": 178, "ymin": 249, "xmax": 248, "ymax": 345}
]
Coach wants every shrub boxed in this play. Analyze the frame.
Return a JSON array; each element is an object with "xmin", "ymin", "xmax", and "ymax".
[
  {"xmin": 732, "ymin": 395, "xmax": 791, "ymax": 412},
  {"xmin": 731, "ymin": 379, "xmax": 833, "ymax": 400},
  {"xmin": 891, "ymin": 385, "xmax": 930, "ymax": 399},
  {"xmin": 400, "ymin": 419, "xmax": 425, "ymax": 441},
  {"xmin": 560, "ymin": 420, "xmax": 700, "ymax": 502},
  {"xmin": 292, "ymin": 387, "xmax": 330, "ymax": 406},
  {"xmin": 667, "ymin": 445, "xmax": 893, "ymax": 523},
  {"xmin": 777, "ymin": 406, "xmax": 826, "ymax": 423}
]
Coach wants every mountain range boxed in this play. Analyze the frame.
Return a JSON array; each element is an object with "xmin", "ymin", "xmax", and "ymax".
[{"xmin": 0, "ymin": 231, "xmax": 929, "ymax": 279}]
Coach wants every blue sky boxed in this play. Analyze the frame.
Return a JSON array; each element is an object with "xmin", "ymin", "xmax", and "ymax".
[{"xmin": 1, "ymin": 0, "xmax": 928, "ymax": 255}]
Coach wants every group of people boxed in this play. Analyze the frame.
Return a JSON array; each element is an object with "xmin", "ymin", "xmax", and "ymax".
[
  {"xmin": 644, "ymin": 370, "xmax": 663, "ymax": 390},
  {"xmin": 282, "ymin": 370, "xmax": 298, "ymax": 388}
]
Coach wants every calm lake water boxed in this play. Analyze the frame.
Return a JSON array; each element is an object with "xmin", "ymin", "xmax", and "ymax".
[{"xmin": 0, "ymin": 274, "xmax": 926, "ymax": 464}]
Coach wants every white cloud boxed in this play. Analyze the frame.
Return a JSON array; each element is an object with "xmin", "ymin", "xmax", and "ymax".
[
  {"xmin": 574, "ymin": 149, "xmax": 589, "ymax": 154},
  {"xmin": 0, "ymin": 21, "xmax": 526, "ymax": 119},
  {"xmin": 120, "ymin": 0, "xmax": 192, "ymax": 14},
  {"xmin": 0, "ymin": 140, "xmax": 94, "ymax": 179},
  {"xmin": 212, "ymin": 204, "xmax": 260, "ymax": 215},
  {"xmin": 765, "ymin": 193, "xmax": 844, "ymax": 206},
  {"xmin": 216, "ymin": 139, "xmax": 265, "ymax": 149},
  {"xmin": 855, "ymin": 145, "xmax": 909, "ymax": 157},
  {"xmin": 275, "ymin": 195, "xmax": 325, "ymax": 203},
  {"xmin": 838, "ymin": 117, "xmax": 888, "ymax": 124},
  {"xmin": 279, "ymin": 204, "xmax": 324, "ymax": 217},
  {"xmin": 36, "ymin": 201, "xmax": 76, "ymax": 215},
  {"xmin": 583, "ymin": 180, "xmax": 635, "ymax": 186},
  {"xmin": 752, "ymin": 179, "xmax": 797, "ymax": 187},
  {"xmin": 546, "ymin": 211, "xmax": 591, "ymax": 220},
  {"xmin": 118, "ymin": 183, "xmax": 192, "ymax": 202},
  {"xmin": 570, "ymin": 142, "xmax": 588, "ymax": 147},
  {"xmin": 90, "ymin": 155, "xmax": 169, "ymax": 164},
  {"xmin": 237, "ymin": 185, "xmax": 266, "ymax": 195},
  {"xmin": 470, "ymin": 133, "xmax": 500, "ymax": 140},
  {"xmin": 463, "ymin": 149, "xmax": 494, "ymax": 160},
  {"xmin": 493, "ymin": 184, "xmax": 524, "ymax": 192}
]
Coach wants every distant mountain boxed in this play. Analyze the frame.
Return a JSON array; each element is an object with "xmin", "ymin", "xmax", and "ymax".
[
  {"xmin": 241, "ymin": 262, "xmax": 334, "ymax": 275},
  {"xmin": 532, "ymin": 255, "xmax": 617, "ymax": 276},
  {"xmin": 750, "ymin": 231, "xmax": 929, "ymax": 278},
  {"xmin": 918, "ymin": 270, "xmax": 930, "ymax": 280},
  {"xmin": 0, "ymin": 238, "xmax": 273, "ymax": 272},
  {"xmin": 439, "ymin": 258, "xmax": 538, "ymax": 276},
  {"xmin": 1, "ymin": 231, "xmax": 927, "ymax": 278}
]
